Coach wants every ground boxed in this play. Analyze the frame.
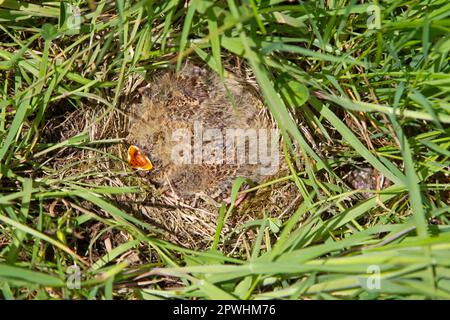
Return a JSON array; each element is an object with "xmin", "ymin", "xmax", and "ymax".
[{"xmin": 0, "ymin": 1, "xmax": 449, "ymax": 300}]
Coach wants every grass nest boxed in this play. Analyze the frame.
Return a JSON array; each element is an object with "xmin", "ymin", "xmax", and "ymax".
[{"xmin": 41, "ymin": 60, "xmax": 300, "ymax": 252}]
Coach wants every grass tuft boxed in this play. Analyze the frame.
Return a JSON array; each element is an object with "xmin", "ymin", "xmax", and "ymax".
[{"xmin": 0, "ymin": 0, "xmax": 449, "ymax": 300}]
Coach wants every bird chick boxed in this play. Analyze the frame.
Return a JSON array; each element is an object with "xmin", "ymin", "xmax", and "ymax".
[{"xmin": 127, "ymin": 62, "xmax": 280, "ymax": 203}]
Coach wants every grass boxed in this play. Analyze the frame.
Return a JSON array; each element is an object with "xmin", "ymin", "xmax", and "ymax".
[{"xmin": 0, "ymin": 0, "xmax": 449, "ymax": 300}]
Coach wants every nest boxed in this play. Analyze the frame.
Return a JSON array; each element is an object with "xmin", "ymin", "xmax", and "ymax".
[{"xmin": 42, "ymin": 61, "xmax": 299, "ymax": 251}]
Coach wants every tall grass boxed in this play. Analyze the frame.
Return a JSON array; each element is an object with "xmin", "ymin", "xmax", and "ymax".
[{"xmin": 0, "ymin": 0, "xmax": 449, "ymax": 299}]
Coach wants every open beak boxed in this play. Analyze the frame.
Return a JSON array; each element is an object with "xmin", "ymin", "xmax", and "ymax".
[{"xmin": 127, "ymin": 145, "xmax": 153, "ymax": 171}]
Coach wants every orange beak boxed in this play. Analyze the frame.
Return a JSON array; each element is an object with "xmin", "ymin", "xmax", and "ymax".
[{"xmin": 127, "ymin": 145, "xmax": 153, "ymax": 171}]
